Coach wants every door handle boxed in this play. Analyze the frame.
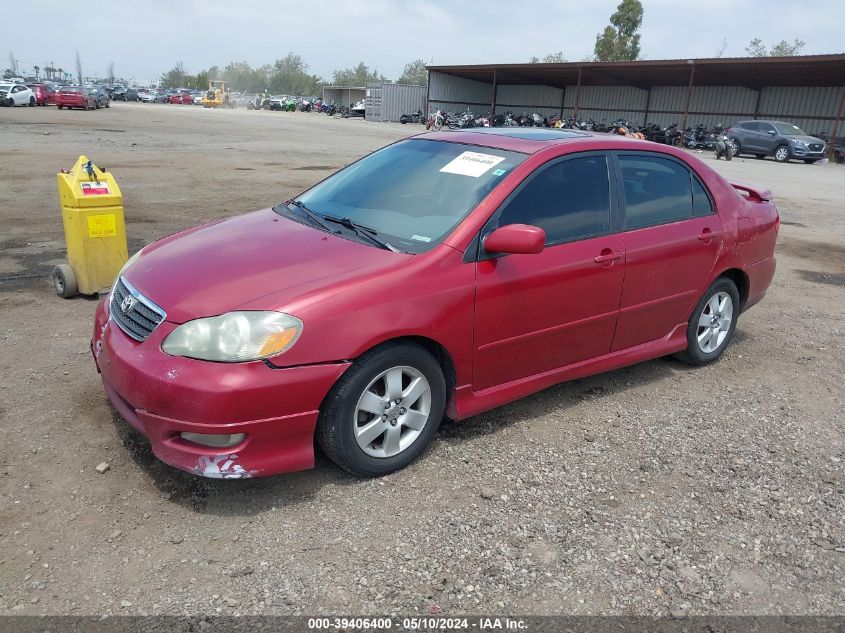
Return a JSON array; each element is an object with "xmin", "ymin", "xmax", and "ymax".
[
  {"xmin": 697, "ymin": 230, "xmax": 721, "ymax": 242},
  {"xmin": 594, "ymin": 250, "xmax": 623, "ymax": 264}
]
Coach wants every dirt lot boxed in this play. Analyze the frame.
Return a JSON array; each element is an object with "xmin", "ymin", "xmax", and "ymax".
[{"xmin": 0, "ymin": 103, "xmax": 842, "ymax": 618}]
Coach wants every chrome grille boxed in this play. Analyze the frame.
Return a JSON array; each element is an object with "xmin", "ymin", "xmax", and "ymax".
[{"xmin": 110, "ymin": 276, "xmax": 166, "ymax": 341}]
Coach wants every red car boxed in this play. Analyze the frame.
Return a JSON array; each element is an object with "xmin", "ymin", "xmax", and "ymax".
[
  {"xmin": 27, "ymin": 83, "xmax": 56, "ymax": 106},
  {"xmin": 90, "ymin": 129, "xmax": 778, "ymax": 479},
  {"xmin": 56, "ymin": 87, "xmax": 97, "ymax": 110},
  {"xmin": 168, "ymin": 90, "xmax": 192, "ymax": 104}
]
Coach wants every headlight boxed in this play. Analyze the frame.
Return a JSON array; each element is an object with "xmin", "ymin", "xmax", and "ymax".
[
  {"xmin": 791, "ymin": 139, "xmax": 808, "ymax": 147},
  {"xmin": 161, "ymin": 311, "xmax": 303, "ymax": 362}
]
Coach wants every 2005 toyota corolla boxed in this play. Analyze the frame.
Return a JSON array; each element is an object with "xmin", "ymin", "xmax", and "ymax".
[{"xmin": 91, "ymin": 128, "xmax": 778, "ymax": 479}]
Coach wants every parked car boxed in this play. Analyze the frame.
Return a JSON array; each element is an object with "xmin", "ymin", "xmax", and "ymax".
[
  {"xmin": 112, "ymin": 87, "xmax": 138, "ymax": 101},
  {"xmin": 88, "ymin": 86, "xmax": 111, "ymax": 109},
  {"xmin": 26, "ymin": 83, "xmax": 56, "ymax": 106},
  {"xmin": 729, "ymin": 120, "xmax": 826, "ymax": 163},
  {"xmin": 56, "ymin": 86, "xmax": 97, "ymax": 110},
  {"xmin": 168, "ymin": 89, "xmax": 193, "ymax": 104},
  {"xmin": 0, "ymin": 83, "xmax": 35, "ymax": 106},
  {"xmin": 139, "ymin": 89, "xmax": 165, "ymax": 103},
  {"xmin": 90, "ymin": 128, "xmax": 778, "ymax": 480}
]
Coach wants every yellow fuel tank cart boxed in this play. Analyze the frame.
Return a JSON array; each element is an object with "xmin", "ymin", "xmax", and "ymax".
[{"xmin": 53, "ymin": 156, "xmax": 128, "ymax": 298}]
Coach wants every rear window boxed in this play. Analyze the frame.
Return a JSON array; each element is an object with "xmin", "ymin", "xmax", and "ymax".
[{"xmin": 61, "ymin": 88, "xmax": 81, "ymax": 93}]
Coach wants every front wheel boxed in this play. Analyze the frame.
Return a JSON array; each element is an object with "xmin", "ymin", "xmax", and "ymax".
[
  {"xmin": 29, "ymin": 96, "xmax": 35, "ymax": 106},
  {"xmin": 317, "ymin": 342, "xmax": 446, "ymax": 477},
  {"xmin": 676, "ymin": 278, "xmax": 740, "ymax": 366},
  {"xmin": 774, "ymin": 145, "xmax": 790, "ymax": 163}
]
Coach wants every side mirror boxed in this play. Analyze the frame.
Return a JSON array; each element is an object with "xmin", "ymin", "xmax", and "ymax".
[
  {"xmin": 483, "ymin": 224, "xmax": 546, "ymax": 255},
  {"xmin": 768, "ymin": 130, "xmax": 776, "ymax": 135}
]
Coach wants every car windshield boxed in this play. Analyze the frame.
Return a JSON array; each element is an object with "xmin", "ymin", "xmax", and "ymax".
[
  {"xmin": 280, "ymin": 139, "xmax": 527, "ymax": 253},
  {"xmin": 774, "ymin": 122, "xmax": 806, "ymax": 136}
]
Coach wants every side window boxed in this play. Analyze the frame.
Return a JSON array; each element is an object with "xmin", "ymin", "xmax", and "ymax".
[
  {"xmin": 692, "ymin": 177, "xmax": 714, "ymax": 216},
  {"xmin": 745, "ymin": 122, "xmax": 760, "ymax": 132},
  {"xmin": 619, "ymin": 155, "xmax": 693, "ymax": 229},
  {"xmin": 497, "ymin": 155, "xmax": 611, "ymax": 245},
  {"xmin": 759, "ymin": 123, "xmax": 775, "ymax": 134}
]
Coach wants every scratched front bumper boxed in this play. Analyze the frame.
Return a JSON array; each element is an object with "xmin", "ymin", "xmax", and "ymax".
[{"xmin": 91, "ymin": 299, "xmax": 349, "ymax": 478}]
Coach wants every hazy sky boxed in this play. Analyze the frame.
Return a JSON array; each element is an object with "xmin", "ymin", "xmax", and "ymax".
[{"xmin": 8, "ymin": 0, "xmax": 844, "ymax": 84}]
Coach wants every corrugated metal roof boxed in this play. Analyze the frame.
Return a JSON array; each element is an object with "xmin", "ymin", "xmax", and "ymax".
[{"xmin": 427, "ymin": 55, "xmax": 845, "ymax": 88}]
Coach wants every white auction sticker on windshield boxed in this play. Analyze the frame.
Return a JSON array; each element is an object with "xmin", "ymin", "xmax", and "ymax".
[{"xmin": 440, "ymin": 151, "xmax": 506, "ymax": 178}]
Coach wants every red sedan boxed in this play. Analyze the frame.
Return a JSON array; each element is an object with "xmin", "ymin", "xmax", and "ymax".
[
  {"xmin": 91, "ymin": 129, "xmax": 778, "ymax": 479},
  {"xmin": 56, "ymin": 87, "xmax": 96, "ymax": 110},
  {"xmin": 168, "ymin": 90, "xmax": 193, "ymax": 104},
  {"xmin": 27, "ymin": 83, "xmax": 56, "ymax": 106}
]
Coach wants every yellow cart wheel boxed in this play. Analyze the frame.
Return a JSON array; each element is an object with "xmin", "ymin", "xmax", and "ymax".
[{"xmin": 52, "ymin": 264, "xmax": 78, "ymax": 299}]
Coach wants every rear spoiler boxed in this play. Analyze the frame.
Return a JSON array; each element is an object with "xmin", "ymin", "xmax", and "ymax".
[{"xmin": 731, "ymin": 181, "xmax": 772, "ymax": 202}]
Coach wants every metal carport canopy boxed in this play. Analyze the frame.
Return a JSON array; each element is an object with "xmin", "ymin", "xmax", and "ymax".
[{"xmin": 427, "ymin": 54, "xmax": 845, "ymax": 89}]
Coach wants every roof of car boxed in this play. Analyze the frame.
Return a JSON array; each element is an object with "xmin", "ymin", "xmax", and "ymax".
[{"xmin": 417, "ymin": 128, "xmax": 656, "ymax": 154}]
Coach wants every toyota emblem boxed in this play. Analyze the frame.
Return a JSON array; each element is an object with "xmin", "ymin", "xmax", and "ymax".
[{"xmin": 120, "ymin": 295, "xmax": 136, "ymax": 313}]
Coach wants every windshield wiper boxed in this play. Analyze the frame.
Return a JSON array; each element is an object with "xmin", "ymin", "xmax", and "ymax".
[
  {"xmin": 284, "ymin": 199, "xmax": 337, "ymax": 233},
  {"xmin": 322, "ymin": 215, "xmax": 398, "ymax": 252}
]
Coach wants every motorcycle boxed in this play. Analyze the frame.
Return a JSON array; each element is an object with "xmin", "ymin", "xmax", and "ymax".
[
  {"xmin": 400, "ymin": 110, "xmax": 425, "ymax": 124},
  {"xmin": 426, "ymin": 109, "xmax": 446, "ymax": 131},
  {"xmin": 714, "ymin": 128, "xmax": 735, "ymax": 160}
]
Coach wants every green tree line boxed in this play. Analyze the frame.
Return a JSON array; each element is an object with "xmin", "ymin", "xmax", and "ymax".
[{"xmin": 158, "ymin": 56, "xmax": 428, "ymax": 92}]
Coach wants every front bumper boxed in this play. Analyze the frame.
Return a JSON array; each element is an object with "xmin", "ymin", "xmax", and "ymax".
[
  {"xmin": 789, "ymin": 144, "xmax": 825, "ymax": 158},
  {"xmin": 91, "ymin": 300, "xmax": 349, "ymax": 478}
]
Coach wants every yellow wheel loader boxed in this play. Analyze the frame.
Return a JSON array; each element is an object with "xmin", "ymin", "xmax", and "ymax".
[{"xmin": 202, "ymin": 80, "xmax": 232, "ymax": 108}]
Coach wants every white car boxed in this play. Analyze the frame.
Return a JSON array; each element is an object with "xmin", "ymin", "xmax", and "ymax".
[{"xmin": 0, "ymin": 83, "xmax": 35, "ymax": 106}]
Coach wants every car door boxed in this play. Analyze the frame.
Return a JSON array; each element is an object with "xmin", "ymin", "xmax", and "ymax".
[
  {"xmin": 738, "ymin": 122, "xmax": 759, "ymax": 152},
  {"xmin": 757, "ymin": 122, "xmax": 777, "ymax": 153},
  {"xmin": 473, "ymin": 152, "xmax": 626, "ymax": 391},
  {"xmin": 611, "ymin": 152, "xmax": 723, "ymax": 351},
  {"xmin": 11, "ymin": 85, "xmax": 24, "ymax": 105}
]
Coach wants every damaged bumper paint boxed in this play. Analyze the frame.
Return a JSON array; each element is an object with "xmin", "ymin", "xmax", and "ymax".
[{"xmin": 92, "ymin": 300, "xmax": 349, "ymax": 478}]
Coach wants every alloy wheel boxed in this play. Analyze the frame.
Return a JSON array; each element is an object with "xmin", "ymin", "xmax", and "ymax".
[
  {"xmin": 353, "ymin": 366, "xmax": 432, "ymax": 458},
  {"xmin": 775, "ymin": 146, "xmax": 789, "ymax": 162},
  {"xmin": 697, "ymin": 291, "xmax": 733, "ymax": 354}
]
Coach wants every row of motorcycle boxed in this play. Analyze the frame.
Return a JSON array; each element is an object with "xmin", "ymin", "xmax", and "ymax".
[
  {"xmin": 247, "ymin": 94, "xmax": 366, "ymax": 117},
  {"xmin": 403, "ymin": 108, "xmax": 735, "ymax": 160}
]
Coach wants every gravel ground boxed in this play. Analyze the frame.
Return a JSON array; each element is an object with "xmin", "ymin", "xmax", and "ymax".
[{"xmin": 0, "ymin": 103, "xmax": 842, "ymax": 617}]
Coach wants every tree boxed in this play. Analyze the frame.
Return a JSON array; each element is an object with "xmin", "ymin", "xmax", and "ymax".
[
  {"xmin": 330, "ymin": 62, "xmax": 384, "ymax": 87},
  {"xmin": 75, "ymin": 51, "xmax": 83, "ymax": 84},
  {"xmin": 529, "ymin": 51, "xmax": 567, "ymax": 63},
  {"xmin": 594, "ymin": 0, "xmax": 643, "ymax": 62},
  {"xmin": 715, "ymin": 38, "xmax": 728, "ymax": 58},
  {"xmin": 745, "ymin": 37, "xmax": 805, "ymax": 57},
  {"xmin": 397, "ymin": 59, "xmax": 427, "ymax": 85},
  {"xmin": 267, "ymin": 53, "xmax": 321, "ymax": 95},
  {"xmin": 33, "ymin": 65, "xmax": 39, "ymax": 80},
  {"xmin": 107, "ymin": 61, "xmax": 115, "ymax": 84},
  {"xmin": 160, "ymin": 61, "xmax": 187, "ymax": 88},
  {"xmin": 8, "ymin": 51, "xmax": 17, "ymax": 74}
]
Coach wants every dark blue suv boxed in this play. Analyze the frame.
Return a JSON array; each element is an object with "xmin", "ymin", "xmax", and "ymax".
[{"xmin": 729, "ymin": 120, "xmax": 826, "ymax": 164}]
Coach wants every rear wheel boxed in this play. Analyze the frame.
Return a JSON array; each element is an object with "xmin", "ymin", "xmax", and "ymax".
[
  {"xmin": 731, "ymin": 140, "xmax": 742, "ymax": 156},
  {"xmin": 57, "ymin": 104, "xmax": 63, "ymax": 110},
  {"xmin": 317, "ymin": 342, "xmax": 446, "ymax": 477},
  {"xmin": 774, "ymin": 145, "xmax": 790, "ymax": 163},
  {"xmin": 676, "ymin": 278, "xmax": 740, "ymax": 366},
  {"xmin": 29, "ymin": 96, "xmax": 35, "ymax": 106}
]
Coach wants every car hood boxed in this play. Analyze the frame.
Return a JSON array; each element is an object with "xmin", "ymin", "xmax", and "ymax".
[
  {"xmin": 786, "ymin": 135, "xmax": 824, "ymax": 144},
  {"xmin": 123, "ymin": 208, "xmax": 413, "ymax": 324}
]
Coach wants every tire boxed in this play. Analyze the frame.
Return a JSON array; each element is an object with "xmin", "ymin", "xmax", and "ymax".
[
  {"xmin": 29, "ymin": 96, "xmax": 35, "ymax": 106},
  {"xmin": 105, "ymin": 101, "xmax": 110, "ymax": 108},
  {"xmin": 676, "ymin": 278, "xmax": 740, "ymax": 366},
  {"xmin": 52, "ymin": 264, "xmax": 78, "ymax": 299},
  {"xmin": 725, "ymin": 147, "xmax": 733, "ymax": 161},
  {"xmin": 316, "ymin": 342, "xmax": 446, "ymax": 477},
  {"xmin": 57, "ymin": 104, "xmax": 63, "ymax": 110},
  {"xmin": 774, "ymin": 145, "xmax": 790, "ymax": 163},
  {"xmin": 731, "ymin": 140, "xmax": 741, "ymax": 156},
  {"xmin": 804, "ymin": 159, "xmax": 818, "ymax": 164}
]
